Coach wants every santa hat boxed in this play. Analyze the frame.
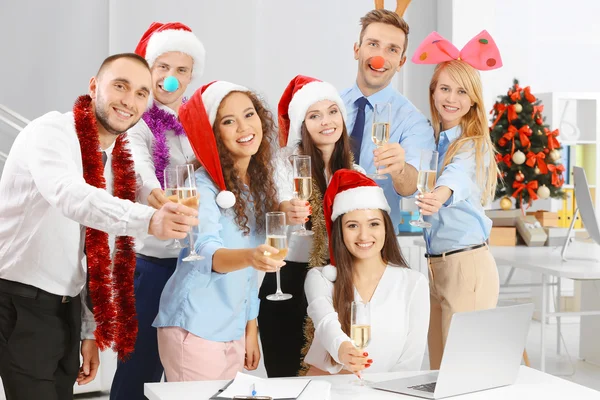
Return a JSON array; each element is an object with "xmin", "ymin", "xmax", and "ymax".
[
  {"xmin": 135, "ymin": 22, "xmax": 206, "ymax": 81},
  {"xmin": 323, "ymin": 169, "xmax": 390, "ymax": 267},
  {"xmin": 178, "ymin": 81, "xmax": 249, "ymax": 209},
  {"xmin": 278, "ymin": 75, "xmax": 347, "ymax": 148}
]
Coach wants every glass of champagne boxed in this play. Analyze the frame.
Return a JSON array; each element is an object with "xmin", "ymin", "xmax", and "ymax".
[
  {"xmin": 164, "ymin": 167, "xmax": 187, "ymax": 250},
  {"xmin": 410, "ymin": 149, "xmax": 439, "ymax": 229},
  {"xmin": 291, "ymin": 155, "xmax": 314, "ymax": 237},
  {"xmin": 177, "ymin": 164, "xmax": 204, "ymax": 262},
  {"xmin": 265, "ymin": 211, "xmax": 292, "ymax": 301},
  {"xmin": 351, "ymin": 301, "xmax": 372, "ymax": 386},
  {"xmin": 370, "ymin": 102, "xmax": 391, "ymax": 180}
]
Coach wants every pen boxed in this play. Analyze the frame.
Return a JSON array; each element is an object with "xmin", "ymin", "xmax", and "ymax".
[{"xmin": 251, "ymin": 383, "xmax": 256, "ymax": 396}]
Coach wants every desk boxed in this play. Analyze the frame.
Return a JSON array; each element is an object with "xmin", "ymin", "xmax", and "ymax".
[
  {"xmin": 413, "ymin": 239, "xmax": 600, "ymax": 372},
  {"xmin": 144, "ymin": 366, "xmax": 598, "ymax": 399}
]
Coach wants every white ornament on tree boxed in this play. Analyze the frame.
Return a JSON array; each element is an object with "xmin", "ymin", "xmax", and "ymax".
[
  {"xmin": 549, "ymin": 149, "xmax": 561, "ymax": 162},
  {"xmin": 537, "ymin": 184, "xmax": 550, "ymax": 199},
  {"xmin": 512, "ymin": 150, "xmax": 526, "ymax": 165},
  {"xmin": 514, "ymin": 103, "xmax": 523, "ymax": 113}
]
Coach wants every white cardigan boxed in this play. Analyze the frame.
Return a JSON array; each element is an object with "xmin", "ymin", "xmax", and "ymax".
[{"xmin": 304, "ymin": 265, "xmax": 430, "ymax": 374}]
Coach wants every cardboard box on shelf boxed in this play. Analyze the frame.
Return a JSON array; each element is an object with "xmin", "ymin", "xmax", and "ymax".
[
  {"xmin": 526, "ymin": 210, "xmax": 559, "ymax": 227},
  {"xmin": 485, "ymin": 209, "xmax": 521, "ymax": 227},
  {"xmin": 489, "ymin": 227, "xmax": 517, "ymax": 246}
]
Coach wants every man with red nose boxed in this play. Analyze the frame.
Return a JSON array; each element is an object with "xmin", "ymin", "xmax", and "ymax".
[{"xmin": 341, "ymin": 9, "xmax": 435, "ymax": 231}]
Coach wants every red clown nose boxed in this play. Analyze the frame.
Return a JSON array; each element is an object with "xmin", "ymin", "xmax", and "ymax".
[{"xmin": 370, "ymin": 56, "xmax": 385, "ymax": 69}]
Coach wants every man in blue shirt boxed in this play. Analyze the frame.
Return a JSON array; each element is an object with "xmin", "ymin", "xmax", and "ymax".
[{"xmin": 341, "ymin": 9, "xmax": 435, "ymax": 230}]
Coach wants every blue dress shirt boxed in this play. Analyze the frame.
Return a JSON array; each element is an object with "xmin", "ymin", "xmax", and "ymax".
[
  {"xmin": 153, "ymin": 168, "xmax": 261, "ymax": 342},
  {"xmin": 341, "ymin": 83, "xmax": 435, "ymax": 230},
  {"xmin": 423, "ymin": 126, "xmax": 493, "ymax": 255}
]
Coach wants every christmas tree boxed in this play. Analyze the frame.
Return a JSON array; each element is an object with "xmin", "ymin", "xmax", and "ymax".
[{"xmin": 489, "ymin": 79, "xmax": 565, "ymax": 208}]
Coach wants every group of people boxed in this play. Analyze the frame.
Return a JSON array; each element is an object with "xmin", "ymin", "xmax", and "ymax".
[{"xmin": 0, "ymin": 8, "xmax": 503, "ymax": 400}]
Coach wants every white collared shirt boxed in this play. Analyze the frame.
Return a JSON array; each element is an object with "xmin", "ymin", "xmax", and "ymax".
[
  {"xmin": 128, "ymin": 101, "xmax": 196, "ymax": 258},
  {"xmin": 0, "ymin": 110, "xmax": 155, "ymax": 338}
]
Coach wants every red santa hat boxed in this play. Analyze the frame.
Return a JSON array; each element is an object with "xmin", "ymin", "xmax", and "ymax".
[
  {"xmin": 135, "ymin": 22, "xmax": 206, "ymax": 81},
  {"xmin": 178, "ymin": 81, "xmax": 249, "ymax": 209},
  {"xmin": 278, "ymin": 75, "xmax": 347, "ymax": 148},
  {"xmin": 323, "ymin": 169, "xmax": 391, "ymax": 268}
]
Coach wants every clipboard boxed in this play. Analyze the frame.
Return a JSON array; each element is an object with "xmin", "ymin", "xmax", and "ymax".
[{"xmin": 209, "ymin": 378, "xmax": 311, "ymax": 400}]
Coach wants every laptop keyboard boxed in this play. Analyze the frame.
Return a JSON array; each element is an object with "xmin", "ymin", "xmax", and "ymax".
[{"xmin": 409, "ymin": 382, "xmax": 437, "ymax": 393}]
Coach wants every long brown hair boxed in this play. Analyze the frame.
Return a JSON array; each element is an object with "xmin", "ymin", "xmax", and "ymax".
[
  {"xmin": 429, "ymin": 60, "xmax": 499, "ymax": 205},
  {"xmin": 298, "ymin": 122, "xmax": 353, "ymax": 196},
  {"xmin": 330, "ymin": 210, "xmax": 408, "ymax": 336},
  {"xmin": 212, "ymin": 90, "xmax": 279, "ymax": 235}
]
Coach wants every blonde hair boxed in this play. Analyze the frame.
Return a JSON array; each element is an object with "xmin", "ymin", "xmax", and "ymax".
[{"xmin": 429, "ymin": 60, "xmax": 498, "ymax": 205}]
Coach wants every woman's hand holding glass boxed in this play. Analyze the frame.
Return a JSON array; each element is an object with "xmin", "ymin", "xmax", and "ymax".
[
  {"xmin": 247, "ymin": 244, "xmax": 286, "ymax": 273},
  {"xmin": 281, "ymin": 198, "xmax": 311, "ymax": 226},
  {"xmin": 338, "ymin": 341, "xmax": 371, "ymax": 374}
]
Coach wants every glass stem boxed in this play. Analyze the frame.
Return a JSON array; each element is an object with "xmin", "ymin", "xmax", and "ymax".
[
  {"xmin": 188, "ymin": 229, "xmax": 197, "ymax": 256},
  {"xmin": 275, "ymin": 267, "xmax": 283, "ymax": 295}
]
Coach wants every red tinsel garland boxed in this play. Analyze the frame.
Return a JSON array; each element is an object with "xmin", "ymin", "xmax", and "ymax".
[{"xmin": 73, "ymin": 95, "xmax": 137, "ymax": 360}]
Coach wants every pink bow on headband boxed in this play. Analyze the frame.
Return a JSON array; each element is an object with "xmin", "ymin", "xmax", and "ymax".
[{"xmin": 412, "ymin": 30, "xmax": 502, "ymax": 71}]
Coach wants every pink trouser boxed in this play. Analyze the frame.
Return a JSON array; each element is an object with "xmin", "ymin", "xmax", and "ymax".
[{"xmin": 157, "ymin": 326, "xmax": 245, "ymax": 381}]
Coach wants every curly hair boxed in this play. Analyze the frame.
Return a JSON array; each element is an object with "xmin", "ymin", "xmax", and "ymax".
[{"xmin": 213, "ymin": 91, "xmax": 279, "ymax": 235}]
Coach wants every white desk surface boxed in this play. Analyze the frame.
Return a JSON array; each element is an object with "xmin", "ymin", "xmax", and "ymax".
[
  {"xmin": 411, "ymin": 239, "xmax": 600, "ymax": 280},
  {"xmin": 144, "ymin": 366, "xmax": 599, "ymax": 400}
]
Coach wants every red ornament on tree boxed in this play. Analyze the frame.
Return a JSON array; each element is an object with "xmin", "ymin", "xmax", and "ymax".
[{"xmin": 515, "ymin": 171, "xmax": 525, "ymax": 182}]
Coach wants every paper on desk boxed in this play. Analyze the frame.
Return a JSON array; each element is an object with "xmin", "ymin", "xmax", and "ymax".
[{"xmin": 220, "ymin": 372, "xmax": 314, "ymax": 399}]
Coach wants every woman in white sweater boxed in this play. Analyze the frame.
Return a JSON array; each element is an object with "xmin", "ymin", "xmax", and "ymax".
[{"xmin": 304, "ymin": 169, "xmax": 429, "ymax": 375}]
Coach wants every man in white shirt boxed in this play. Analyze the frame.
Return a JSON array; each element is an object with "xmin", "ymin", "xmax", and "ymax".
[
  {"xmin": 0, "ymin": 53, "xmax": 198, "ymax": 400},
  {"xmin": 109, "ymin": 22, "xmax": 205, "ymax": 400}
]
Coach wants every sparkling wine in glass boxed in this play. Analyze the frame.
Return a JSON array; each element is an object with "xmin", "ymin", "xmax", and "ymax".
[
  {"xmin": 177, "ymin": 164, "xmax": 204, "ymax": 262},
  {"xmin": 291, "ymin": 155, "xmax": 313, "ymax": 237},
  {"xmin": 164, "ymin": 167, "xmax": 187, "ymax": 250},
  {"xmin": 265, "ymin": 212, "xmax": 292, "ymax": 301},
  {"xmin": 351, "ymin": 301, "xmax": 372, "ymax": 386},
  {"xmin": 410, "ymin": 149, "xmax": 439, "ymax": 229},
  {"xmin": 370, "ymin": 103, "xmax": 391, "ymax": 180}
]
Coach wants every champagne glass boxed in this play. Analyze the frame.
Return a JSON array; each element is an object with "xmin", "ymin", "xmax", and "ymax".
[
  {"xmin": 177, "ymin": 164, "xmax": 204, "ymax": 262},
  {"xmin": 410, "ymin": 149, "xmax": 439, "ymax": 229},
  {"xmin": 351, "ymin": 301, "xmax": 372, "ymax": 386},
  {"xmin": 370, "ymin": 102, "xmax": 391, "ymax": 180},
  {"xmin": 164, "ymin": 167, "xmax": 187, "ymax": 250},
  {"xmin": 291, "ymin": 155, "xmax": 314, "ymax": 237},
  {"xmin": 265, "ymin": 212, "xmax": 292, "ymax": 301}
]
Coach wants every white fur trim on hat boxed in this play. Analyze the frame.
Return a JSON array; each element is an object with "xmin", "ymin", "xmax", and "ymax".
[
  {"xmin": 216, "ymin": 190, "xmax": 236, "ymax": 209},
  {"xmin": 331, "ymin": 186, "xmax": 391, "ymax": 222},
  {"xmin": 202, "ymin": 81, "xmax": 249, "ymax": 126},
  {"xmin": 145, "ymin": 29, "xmax": 206, "ymax": 81},
  {"xmin": 287, "ymin": 81, "xmax": 347, "ymax": 148}
]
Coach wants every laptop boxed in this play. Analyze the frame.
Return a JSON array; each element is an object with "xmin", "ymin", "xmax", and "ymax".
[{"xmin": 372, "ymin": 303, "xmax": 534, "ymax": 399}]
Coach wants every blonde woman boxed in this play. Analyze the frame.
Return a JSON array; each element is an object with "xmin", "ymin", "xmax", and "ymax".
[{"xmin": 412, "ymin": 30, "xmax": 502, "ymax": 369}]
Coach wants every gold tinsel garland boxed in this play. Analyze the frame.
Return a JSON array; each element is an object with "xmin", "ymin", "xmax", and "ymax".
[{"xmin": 297, "ymin": 156, "xmax": 356, "ymax": 376}]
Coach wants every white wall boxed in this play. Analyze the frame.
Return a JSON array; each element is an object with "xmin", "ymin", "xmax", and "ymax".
[
  {"xmin": 0, "ymin": 0, "xmax": 109, "ymax": 119},
  {"xmin": 3, "ymin": 0, "xmax": 600, "ymax": 127},
  {"xmin": 108, "ymin": 0, "xmax": 377, "ymax": 112}
]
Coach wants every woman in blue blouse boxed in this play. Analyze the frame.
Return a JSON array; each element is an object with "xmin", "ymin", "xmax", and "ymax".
[
  {"xmin": 153, "ymin": 81, "xmax": 283, "ymax": 381},
  {"xmin": 411, "ymin": 31, "xmax": 503, "ymax": 369}
]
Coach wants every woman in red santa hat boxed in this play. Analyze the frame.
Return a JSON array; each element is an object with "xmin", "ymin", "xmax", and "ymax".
[
  {"xmin": 152, "ymin": 81, "xmax": 284, "ymax": 381},
  {"xmin": 303, "ymin": 169, "xmax": 429, "ymax": 376},
  {"xmin": 258, "ymin": 75, "xmax": 365, "ymax": 377}
]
